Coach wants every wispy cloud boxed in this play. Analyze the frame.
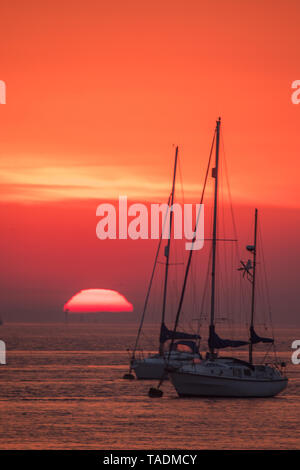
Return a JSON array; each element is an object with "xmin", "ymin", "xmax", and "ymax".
[
  {"xmin": 0, "ymin": 162, "xmax": 202, "ymax": 203},
  {"xmin": 1, "ymin": 157, "xmax": 298, "ymax": 208}
]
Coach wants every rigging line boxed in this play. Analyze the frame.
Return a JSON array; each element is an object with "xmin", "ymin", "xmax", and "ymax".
[
  {"xmin": 220, "ymin": 134, "xmax": 233, "ymax": 334},
  {"xmin": 160, "ymin": 147, "xmax": 178, "ymax": 349},
  {"xmin": 198, "ymin": 247, "xmax": 212, "ymax": 331},
  {"xmin": 174, "ymin": 153, "xmax": 182, "ymax": 314},
  {"xmin": 254, "ymin": 226, "xmax": 268, "ymax": 330},
  {"xmin": 221, "ymin": 131, "xmax": 248, "ymax": 332},
  {"xmin": 219, "ymin": 138, "xmax": 233, "ymax": 338},
  {"xmin": 178, "ymin": 150, "xmax": 185, "ymax": 205},
  {"xmin": 258, "ymin": 222, "xmax": 271, "ymax": 316},
  {"xmin": 257, "ymin": 253, "xmax": 269, "ymax": 330},
  {"xmin": 261, "ymin": 342, "xmax": 274, "ymax": 365},
  {"xmin": 188, "ymin": 244, "xmax": 203, "ymax": 331},
  {"xmin": 189, "ymin": 257, "xmax": 196, "ymax": 323},
  {"xmin": 129, "ymin": 193, "xmax": 172, "ymax": 367},
  {"xmin": 164, "ymin": 131, "xmax": 216, "ymax": 368},
  {"xmin": 175, "ymin": 153, "xmax": 186, "ymax": 308},
  {"xmin": 220, "ymin": 155, "xmax": 231, "ymax": 333},
  {"xmin": 221, "ymin": 132, "xmax": 240, "ymax": 262},
  {"xmin": 258, "ymin": 222, "xmax": 275, "ymax": 338}
]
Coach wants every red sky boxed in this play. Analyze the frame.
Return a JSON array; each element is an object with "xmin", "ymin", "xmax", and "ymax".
[{"xmin": 0, "ymin": 0, "xmax": 299, "ymax": 323}]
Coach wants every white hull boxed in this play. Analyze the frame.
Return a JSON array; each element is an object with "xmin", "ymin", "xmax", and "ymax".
[
  {"xmin": 132, "ymin": 358, "xmax": 167, "ymax": 380},
  {"xmin": 168, "ymin": 359, "xmax": 288, "ymax": 397},
  {"xmin": 132, "ymin": 351, "xmax": 198, "ymax": 380}
]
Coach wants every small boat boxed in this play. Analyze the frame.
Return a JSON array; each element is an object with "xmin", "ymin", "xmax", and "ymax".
[
  {"xmin": 124, "ymin": 147, "xmax": 201, "ymax": 380},
  {"xmin": 150, "ymin": 118, "xmax": 288, "ymax": 398}
]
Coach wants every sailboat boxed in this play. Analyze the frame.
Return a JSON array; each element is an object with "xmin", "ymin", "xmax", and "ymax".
[
  {"xmin": 151, "ymin": 118, "xmax": 288, "ymax": 397},
  {"xmin": 124, "ymin": 147, "xmax": 201, "ymax": 380}
]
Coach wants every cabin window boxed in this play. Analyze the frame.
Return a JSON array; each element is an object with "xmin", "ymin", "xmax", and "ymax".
[{"xmin": 244, "ymin": 369, "xmax": 251, "ymax": 376}]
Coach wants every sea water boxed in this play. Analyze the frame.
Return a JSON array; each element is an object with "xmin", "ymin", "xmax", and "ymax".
[{"xmin": 0, "ymin": 323, "xmax": 299, "ymax": 449}]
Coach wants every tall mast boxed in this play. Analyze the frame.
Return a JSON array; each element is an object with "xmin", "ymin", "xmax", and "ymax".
[
  {"xmin": 209, "ymin": 117, "xmax": 221, "ymax": 354},
  {"xmin": 249, "ymin": 208, "xmax": 258, "ymax": 364},
  {"xmin": 159, "ymin": 146, "xmax": 178, "ymax": 355}
]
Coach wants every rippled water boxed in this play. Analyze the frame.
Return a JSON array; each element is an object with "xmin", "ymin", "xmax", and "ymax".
[{"xmin": 0, "ymin": 323, "xmax": 299, "ymax": 449}]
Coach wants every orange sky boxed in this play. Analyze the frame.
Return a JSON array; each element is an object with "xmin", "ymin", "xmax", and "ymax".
[
  {"xmin": 0, "ymin": 0, "xmax": 300, "ymax": 323},
  {"xmin": 0, "ymin": 0, "xmax": 300, "ymax": 206}
]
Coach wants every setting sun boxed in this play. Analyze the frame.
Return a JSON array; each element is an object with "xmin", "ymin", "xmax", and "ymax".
[{"xmin": 64, "ymin": 288, "xmax": 133, "ymax": 313}]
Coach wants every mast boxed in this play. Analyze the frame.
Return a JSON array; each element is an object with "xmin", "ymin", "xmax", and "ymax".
[
  {"xmin": 125, "ymin": 194, "xmax": 171, "ymax": 378},
  {"xmin": 159, "ymin": 146, "xmax": 178, "ymax": 355},
  {"xmin": 249, "ymin": 208, "xmax": 258, "ymax": 364},
  {"xmin": 209, "ymin": 117, "xmax": 221, "ymax": 354}
]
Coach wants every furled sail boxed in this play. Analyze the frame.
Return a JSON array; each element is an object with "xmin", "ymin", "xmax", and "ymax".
[
  {"xmin": 159, "ymin": 322, "xmax": 200, "ymax": 344},
  {"xmin": 208, "ymin": 325, "xmax": 248, "ymax": 349},
  {"xmin": 250, "ymin": 326, "xmax": 274, "ymax": 344}
]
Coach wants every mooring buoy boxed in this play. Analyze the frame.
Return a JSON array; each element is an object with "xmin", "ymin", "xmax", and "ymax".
[
  {"xmin": 123, "ymin": 373, "xmax": 135, "ymax": 380},
  {"xmin": 148, "ymin": 387, "xmax": 163, "ymax": 398}
]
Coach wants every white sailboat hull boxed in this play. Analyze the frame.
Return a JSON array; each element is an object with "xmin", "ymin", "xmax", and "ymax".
[
  {"xmin": 132, "ymin": 358, "xmax": 167, "ymax": 380},
  {"xmin": 168, "ymin": 359, "xmax": 288, "ymax": 397},
  {"xmin": 132, "ymin": 352, "xmax": 198, "ymax": 380},
  {"xmin": 170, "ymin": 370, "xmax": 287, "ymax": 397}
]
